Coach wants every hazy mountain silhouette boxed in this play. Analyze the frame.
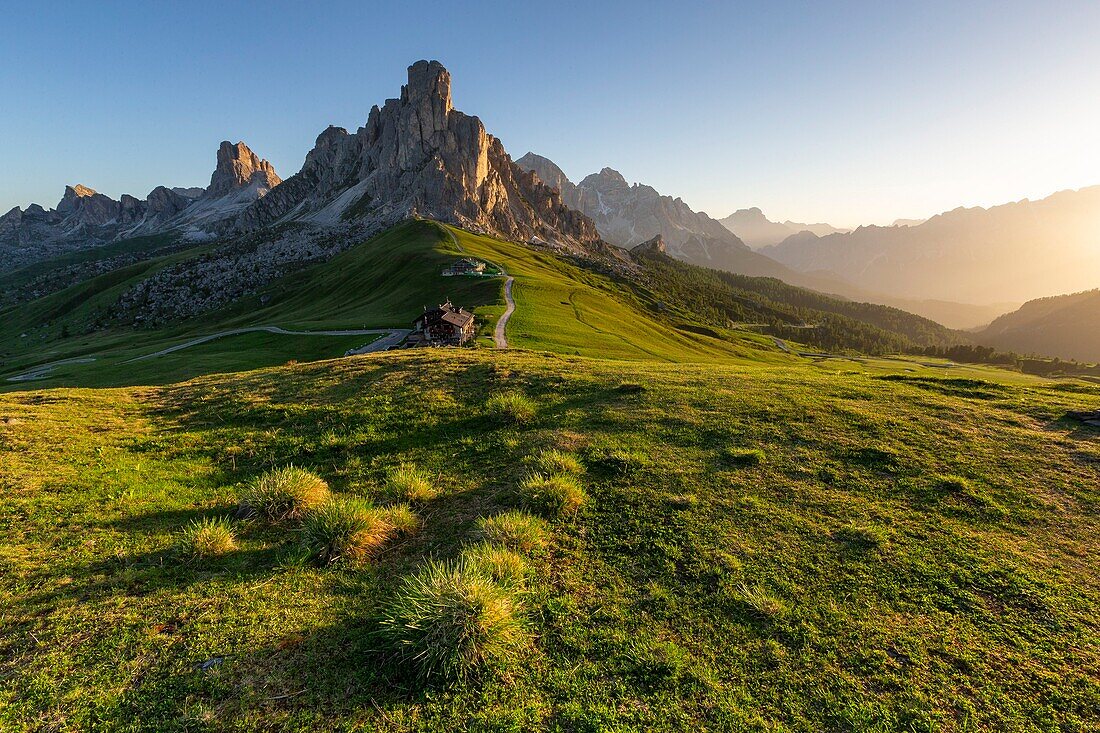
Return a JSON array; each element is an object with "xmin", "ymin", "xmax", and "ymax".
[
  {"xmin": 977, "ymin": 289, "xmax": 1100, "ymax": 362},
  {"xmin": 760, "ymin": 187, "xmax": 1100, "ymax": 305}
]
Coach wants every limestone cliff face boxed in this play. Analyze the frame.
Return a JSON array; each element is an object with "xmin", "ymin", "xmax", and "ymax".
[
  {"xmin": 206, "ymin": 141, "xmax": 282, "ymax": 198},
  {"xmin": 236, "ymin": 60, "xmax": 600, "ymax": 249}
]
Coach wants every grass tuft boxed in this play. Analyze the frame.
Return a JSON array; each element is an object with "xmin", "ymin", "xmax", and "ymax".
[
  {"xmin": 729, "ymin": 582, "xmax": 788, "ymax": 620},
  {"xmin": 237, "ymin": 466, "xmax": 330, "ymax": 521},
  {"xmin": 300, "ymin": 497, "xmax": 393, "ymax": 566},
  {"xmin": 723, "ymin": 447, "xmax": 765, "ymax": 467},
  {"xmin": 520, "ymin": 472, "xmax": 587, "ymax": 517},
  {"xmin": 476, "ymin": 511, "xmax": 549, "ymax": 554},
  {"xmin": 530, "ymin": 449, "xmax": 584, "ymax": 475},
  {"xmin": 175, "ymin": 516, "xmax": 237, "ymax": 559},
  {"xmin": 380, "ymin": 503, "xmax": 421, "ymax": 536},
  {"xmin": 460, "ymin": 542, "xmax": 529, "ymax": 588},
  {"xmin": 486, "ymin": 391, "xmax": 537, "ymax": 424},
  {"xmin": 379, "ymin": 560, "xmax": 526, "ymax": 683},
  {"xmin": 386, "ymin": 463, "xmax": 439, "ymax": 502}
]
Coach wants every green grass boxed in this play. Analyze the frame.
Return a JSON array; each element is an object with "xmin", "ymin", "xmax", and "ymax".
[
  {"xmin": 384, "ymin": 463, "xmax": 439, "ymax": 502},
  {"xmin": 378, "ymin": 559, "xmax": 528, "ymax": 683},
  {"xmin": 237, "ymin": 466, "xmax": 331, "ymax": 521},
  {"xmin": 520, "ymin": 471, "xmax": 588, "ymax": 517},
  {"xmin": 174, "ymin": 515, "xmax": 238, "ymax": 559},
  {"xmin": 299, "ymin": 497, "xmax": 393, "ymax": 566},
  {"xmin": 1, "ymin": 349, "xmax": 1097, "ymax": 730},
  {"xmin": 0, "ymin": 219, "xmax": 1072, "ymax": 393}
]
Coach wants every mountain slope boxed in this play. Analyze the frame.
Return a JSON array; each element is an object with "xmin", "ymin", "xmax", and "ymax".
[
  {"xmin": 761, "ymin": 187, "xmax": 1100, "ymax": 305},
  {"xmin": 514, "ymin": 152, "xmax": 800, "ymax": 278},
  {"xmin": 630, "ymin": 238, "xmax": 961, "ymax": 354},
  {"xmin": 720, "ymin": 207, "xmax": 848, "ymax": 249},
  {"xmin": 2, "ymin": 218, "xmax": 977, "ymax": 392},
  {"xmin": 235, "ymin": 61, "xmax": 598, "ymax": 250},
  {"xmin": 977, "ymin": 289, "xmax": 1100, "ymax": 362}
]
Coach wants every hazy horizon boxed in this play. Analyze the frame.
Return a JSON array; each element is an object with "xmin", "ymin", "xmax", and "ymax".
[{"xmin": 3, "ymin": 1, "xmax": 1100, "ymax": 229}]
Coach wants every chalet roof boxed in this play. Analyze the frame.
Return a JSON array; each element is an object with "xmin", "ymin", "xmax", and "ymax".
[{"xmin": 441, "ymin": 309, "xmax": 474, "ymax": 327}]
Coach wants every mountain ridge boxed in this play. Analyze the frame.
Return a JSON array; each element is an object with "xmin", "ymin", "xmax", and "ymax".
[
  {"xmin": 761, "ymin": 186, "xmax": 1100, "ymax": 305},
  {"xmin": 977, "ymin": 288, "xmax": 1100, "ymax": 362},
  {"xmin": 0, "ymin": 140, "xmax": 281, "ymax": 270},
  {"xmin": 719, "ymin": 207, "xmax": 849, "ymax": 249},
  {"xmin": 233, "ymin": 61, "xmax": 600, "ymax": 251}
]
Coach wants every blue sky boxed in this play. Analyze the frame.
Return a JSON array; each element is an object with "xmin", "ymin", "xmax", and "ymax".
[{"xmin": 3, "ymin": 0, "xmax": 1099, "ymax": 227}]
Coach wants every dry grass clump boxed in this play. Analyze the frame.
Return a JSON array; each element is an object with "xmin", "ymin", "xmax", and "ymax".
[
  {"xmin": 299, "ymin": 497, "xmax": 393, "ymax": 565},
  {"xmin": 476, "ymin": 511, "xmax": 549, "ymax": 554},
  {"xmin": 729, "ymin": 581, "xmax": 788, "ymax": 620},
  {"xmin": 486, "ymin": 391, "xmax": 537, "ymax": 424},
  {"xmin": 520, "ymin": 472, "xmax": 587, "ymax": 517},
  {"xmin": 176, "ymin": 516, "xmax": 237, "ymax": 559},
  {"xmin": 379, "ymin": 560, "xmax": 527, "ymax": 682},
  {"xmin": 460, "ymin": 543, "xmax": 528, "ymax": 588},
  {"xmin": 531, "ymin": 449, "xmax": 584, "ymax": 476},
  {"xmin": 237, "ymin": 466, "xmax": 330, "ymax": 521},
  {"xmin": 385, "ymin": 463, "xmax": 439, "ymax": 502}
]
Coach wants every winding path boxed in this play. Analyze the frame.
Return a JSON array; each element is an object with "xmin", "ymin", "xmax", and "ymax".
[
  {"xmin": 127, "ymin": 326, "xmax": 410, "ymax": 362},
  {"xmin": 6, "ymin": 357, "xmax": 98, "ymax": 382},
  {"xmin": 439, "ymin": 223, "xmax": 514, "ymax": 349},
  {"xmin": 494, "ymin": 276, "xmax": 516, "ymax": 349}
]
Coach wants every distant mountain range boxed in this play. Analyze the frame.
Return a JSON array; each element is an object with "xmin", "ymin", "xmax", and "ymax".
[
  {"xmin": 759, "ymin": 188, "xmax": 1100, "ymax": 306},
  {"xmin": 0, "ymin": 141, "xmax": 281, "ymax": 271},
  {"xmin": 977, "ymin": 289, "xmax": 1100, "ymax": 363},
  {"xmin": 719, "ymin": 207, "xmax": 849, "ymax": 249},
  {"xmin": 513, "ymin": 153, "xmax": 875, "ymax": 291}
]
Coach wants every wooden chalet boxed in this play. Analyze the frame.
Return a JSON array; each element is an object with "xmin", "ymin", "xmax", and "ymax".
[{"xmin": 409, "ymin": 300, "xmax": 476, "ymax": 346}]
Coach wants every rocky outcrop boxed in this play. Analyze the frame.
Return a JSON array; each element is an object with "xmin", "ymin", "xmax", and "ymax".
[
  {"xmin": 514, "ymin": 153, "xmax": 802, "ymax": 278},
  {"xmin": 631, "ymin": 234, "xmax": 666, "ymax": 255},
  {"xmin": 515, "ymin": 153, "xmax": 576, "ymax": 201},
  {"xmin": 1, "ymin": 142, "xmax": 281, "ymax": 270},
  {"xmin": 206, "ymin": 141, "xmax": 281, "ymax": 198},
  {"xmin": 235, "ymin": 60, "xmax": 600, "ymax": 250}
]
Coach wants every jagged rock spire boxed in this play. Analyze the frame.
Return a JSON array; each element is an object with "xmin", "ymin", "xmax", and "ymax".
[
  {"xmin": 206, "ymin": 141, "xmax": 281, "ymax": 198},
  {"xmin": 235, "ymin": 60, "xmax": 601, "ymax": 249}
]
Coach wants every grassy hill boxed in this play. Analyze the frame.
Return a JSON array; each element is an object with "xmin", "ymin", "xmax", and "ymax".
[
  {"xmin": 978, "ymin": 289, "xmax": 1100, "ymax": 363},
  {"xmin": 2, "ymin": 219, "xmax": 976, "ymax": 391},
  {"xmin": 0, "ymin": 221, "xmax": 792, "ymax": 389},
  {"xmin": 1, "ymin": 349, "xmax": 1097, "ymax": 731},
  {"xmin": 631, "ymin": 247, "xmax": 962, "ymax": 354}
]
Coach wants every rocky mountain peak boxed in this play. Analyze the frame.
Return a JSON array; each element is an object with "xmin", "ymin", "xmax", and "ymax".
[
  {"xmin": 207, "ymin": 141, "xmax": 281, "ymax": 198},
  {"xmin": 69, "ymin": 184, "xmax": 97, "ymax": 198},
  {"xmin": 235, "ymin": 60, "xmax": 600, "ymax": 249},
  {"xmin": 402, "ymin": 59, "xmax": 452, "ymax": 117},
  {"xmin": 516, "ymin": 153, "xmax": 573, "ymax": 196},
  {"xmin": 57, "ymin": 184, "xmax": 98, "ymax": 212}
]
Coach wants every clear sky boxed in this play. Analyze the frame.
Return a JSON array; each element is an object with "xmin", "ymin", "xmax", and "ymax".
[{"xmin": 3, "ymin": 0, "xmax": 1099, "ymax": 228}]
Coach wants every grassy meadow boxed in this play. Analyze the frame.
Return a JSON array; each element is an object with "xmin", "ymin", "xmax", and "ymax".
[{"xmin": 1, "ymin": 349, "xmax": 1098, "ymax": 731}]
